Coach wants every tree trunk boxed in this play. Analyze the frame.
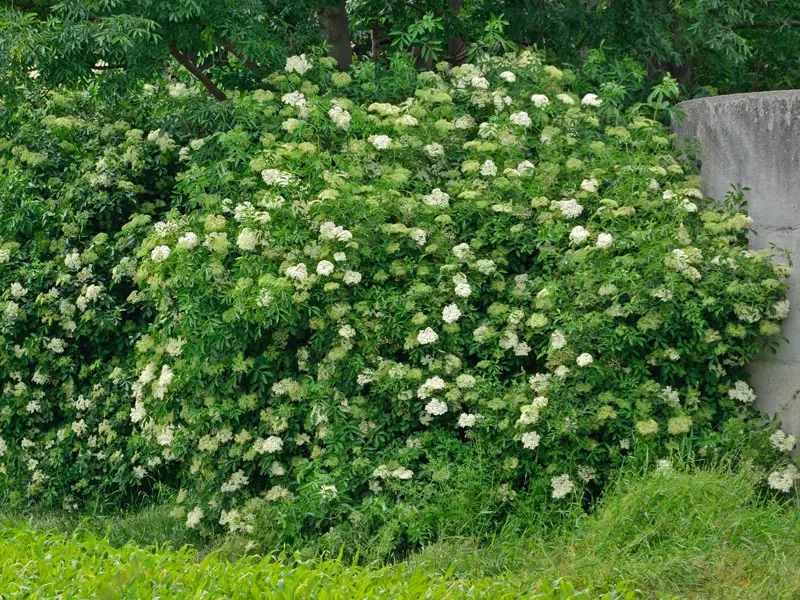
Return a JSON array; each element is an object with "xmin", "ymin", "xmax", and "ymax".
[
  {"xmin": 371, "ymin": 21, "xmax": 381, "ymax": 60},
  {"xmin": 447, "ymin": 0, "xmax": 466, "ymax": 64},
  {"xmin": 579, "ymin": 0, "xmax": 604, "ymax": 57},
  {"xmin": 316, "ymin": 1, "xmax": 352, "ymax": 70}
]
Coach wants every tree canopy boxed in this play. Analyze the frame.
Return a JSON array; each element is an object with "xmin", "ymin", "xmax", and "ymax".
[{"xmin": 2, "ymin": 0, "xmax": 798, "ymax": 101}]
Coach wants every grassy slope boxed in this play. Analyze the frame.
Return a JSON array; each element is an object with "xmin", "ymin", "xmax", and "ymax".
[
  {"xmin": 414, "ymin": 467, "xmax": 800, "ymax": 599},
  {"xmin": 1, "ymin": 467, "xmax": 798, "ymax": 599}
]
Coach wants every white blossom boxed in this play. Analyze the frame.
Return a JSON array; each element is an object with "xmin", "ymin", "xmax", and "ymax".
[
  {"xmin": 557, "ymin": 93, "xmax": 575, "ymax": 105},
  {"xmin": 261, "ymin": 168, "xmax": 294, "ymax": 186},
  {"xmin": 510, "ymin": 111, "xmax": 532, "ymax": 127},
  {"xmin": 286, "ymin": 263, "xmax": 308, "ymax": 281},
  {"xmin": 422, "ymin": 188, "xmax": 450, "ymax": 208},
  {"xmin": 177, "ymin": 232, "xmax": 198, "ymax": 249},
  {"xmin": 410, "ymin": 229, "xmax": 427, "ymax": 245},
  {"xmin": 442, "ymin": 304, "xmax": 462, "ymax": 323},
  {"xmin": 254, "ymin": 436, "xmax": 283, "ymax": 454},
  {"xmin": 770, "ymin": 430, "xmax": 797, "ymax": 453},
  {"xmin": 596, "ymin": 233, "xmax": 614, "ymax": 249},
  {"xmin": 424, "ymin": 143, "xmax": 445, "ymax": 157},
  {"xmin": 580, "ymin": 178, "xmax": 599, "ymax": 193},
  {"xmin": 767, "ymin": 464, "xmax": 798, "ymax": 493},
  {"xmin": 368, "ymin": 134, "xmax": 392, "ymax": 150},
  {"xmin": 521, "ymin": 431, "xmax": 541, "ymax": 450},
  {"xmin": 328, "ymin": 104, "xmax": 351, "ymax": 130},
  {"xmin": 771, "ymin": 300, "xmax": 790, "ymax": 321},
  {"xmin": 236, "ymin": 228, "xmax": 258, "ymax": 252},
  {"xmin": 569, "ymin": 226, "xmax": 590, "ymax": 245},
  {"xmin": 186, "ymin": 506, "xmax": 204, "ymax": 528},
  {"xmin": 470, "ymin": 76, "xmax": 489, "ymax": 89},
  {"xmin": 281, "ymin": 91, "xmax": 307, "ymax": 110},
  {"xmin": 151, "ymin": 245, "xmax": 171, "ymax": 263},
  {"xmin": 555, "ymin": 199, "xmax": 584, "ymax": 219},
  {"xmin": 530, "ymin": 94, "xmax": 550, "ymax": 108},
  {"xmin": 64, "ymin": 251, "xmax": 82, "ymax": 270},
  {"xmin": 458, "ymin": 413, "xmax": 479, "ymax": 428},
  {"xmin": 480, "ymin": 159, "xmax": 497, "ymax": 177},
  {"xmin": 516, "ymin": 160, "xmax": 535, "ymax": 175},
  {"xmin": 10, "ymin": 283, "xmax": 27, "ymax": 298},
  {"xmin": 550, "ymin": 330, "xmax": 567, "ymax": 350},
  {"xmin": 728, "ymin": 380, "xmax": 756, "ymax": 404},
  {"xmin": 343, "ymin": 270, "xmax": 362, "ymax": 285},
  {"xmin": 581, "ymin": 93, "xmax": 602, "ymax": 107},
  {"xmin": 424, "ymin": 398, "xmax": 448, "ymax": 416},
  {"xmin": 417, "ymin": 327, "xmax": 439, "ymax": 345},
  {"xmin": 285, "ymin": 54, "xmax": 312, "ymax": 75},
  {"xmin": 221, "ymin": 470, "xmax": 249, "ymax": 493},
  {"xmin": 551, "ymin": 474, "xmax": 575, "ymax": 499},
  {"xmin": 316, "ymin": 260, "xmax": 334, "ymax": 276}
]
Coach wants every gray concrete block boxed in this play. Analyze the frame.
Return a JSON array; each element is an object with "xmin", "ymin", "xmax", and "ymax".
[{"xmin": 673, "ymin": 90, "xmax": 800, "ymax": 436}]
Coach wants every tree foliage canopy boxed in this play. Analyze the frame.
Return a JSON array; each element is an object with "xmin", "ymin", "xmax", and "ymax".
[{"xmin": 2, "ymin": 0, "xmax": 798, "ymax": 101}]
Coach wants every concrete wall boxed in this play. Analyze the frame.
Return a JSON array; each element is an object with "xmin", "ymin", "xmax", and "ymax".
[{"xmin": 673, "ymin": 90, "xmax": 800, "ymax": 436}]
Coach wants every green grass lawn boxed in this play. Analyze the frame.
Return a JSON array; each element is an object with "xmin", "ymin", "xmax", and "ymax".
[{"xmin": 1, "ymin": 466, "xmax": 797, "ymax": 599}]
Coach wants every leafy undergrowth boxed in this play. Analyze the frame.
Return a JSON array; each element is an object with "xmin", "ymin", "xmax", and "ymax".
[{"xmin": 2, "ymin": 466, "xmax": 797, "ymax": 599}]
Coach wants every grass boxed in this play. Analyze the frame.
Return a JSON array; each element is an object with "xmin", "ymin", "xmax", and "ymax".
[
  {"xmin": 0, "ymin": 526, "xmax": 652, "ymax": 600},
  {"xmin": 1, "ymin": 465, "xmax": 798, "ymax": 599},
  {"xmin": 413, "ymin": 466, "xmax": 800, "ymax": 599}
]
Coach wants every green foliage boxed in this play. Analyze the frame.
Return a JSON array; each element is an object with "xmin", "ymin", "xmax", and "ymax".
[
  {"xmin": 466, "ymin": 13, "xmax": 517, "ymax": 62},
  {"xmin": 0, "ymin": 0, "xmax": 322, "ymax": 97},
  {"xmin": 390, "ymin": 12, "xmax": 446, "ymax": 64},
  {"xmin": 0, "ymin": 51, "xmax": 797, "ymax": 556}
]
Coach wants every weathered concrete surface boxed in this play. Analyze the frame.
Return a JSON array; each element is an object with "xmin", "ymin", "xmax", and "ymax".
[{"xmin": 673, "ymin": 90, "xmax": 800, "ymax": 436}]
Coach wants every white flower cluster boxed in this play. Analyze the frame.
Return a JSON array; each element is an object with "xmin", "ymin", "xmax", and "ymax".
[
  {"xmin": 509, "ymin": 111, "xmax": 531, "ymax": 127},
  {"xmin": 422, "ymin": 188, "xmax": 450, "ymax": 208},
  {"xmin": 728, "ymin": 380, "xmax": 756, "ymax": 404},
  {"xmin": 442, "ymin": 304, "xmax": 462, "ymax": 323},
  {"xmin": 261, "ymin": 169, "xmax": 295, "ymax": 186},
  {"xmin": 285, "ymin": 54, "xmax": 312, "ymax": 76},
  {"xmin": 329, "ymin": 102, "xmax": 351, "ymax": 130},
  {"xmin": 770, "ymin": 430, "xmax": 797, "ymax": 453},
  {"xmin": 368, "ymin": 134, "xmax": 392, "ymax": 150},
  {"xmin": 554, "ymin": 199, "xmax": 584, "ymax": 219},
  {"xmin": 530, "ymin": 94, "xmax": 549, "ymax": 108},
  {"xmin": 767, "ymin": 464, "xmax": 798, "ymax": 493},
  {"xmin": 417, "ymin": 327, "xmax": 439, "ymax": 345},
  {"xmin": 424, "ymin": 398, "xmax": 448, "ymax": 416},
  {"xmin": 551, "ymin": 474, "xmax": 575, "ymax": 499}
]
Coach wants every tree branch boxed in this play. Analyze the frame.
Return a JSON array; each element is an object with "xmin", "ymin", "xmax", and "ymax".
[
  {"xmin": 219, "ymin": 37, "xmax": 258, "ymax": 70},
  {"xmin": 168, "ymin": 42, "xmax": 227, "ymax": 100},
  {"xmin": 735, "ymin": 21, "xmax": 800, "ymax": 30},
  {"xmin": 7, "ymin": 1, "xmax": 51, "ymax": 17},
  {"xmin": 195, "ymin": 19, "xmax": 258, "ymax": 71},
  {"xmin": 198, "ymin": 48, "xmax": 228, "ymax": 71},
  {"xmin": 406, "ymin": 1, "xmax": 426, "ymax": 15},
  {"xmin": 91, "ymin": 63, "xmax": 126, "ymax": 70}
]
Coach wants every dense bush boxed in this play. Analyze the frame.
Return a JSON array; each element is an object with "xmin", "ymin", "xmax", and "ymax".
[{"xmin": 0, "ymin": 52, "xmax": 796, "ymax": 550}]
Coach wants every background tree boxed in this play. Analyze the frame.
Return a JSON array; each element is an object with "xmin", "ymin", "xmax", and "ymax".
[{"xmin": 2, "ymin": 0, "xmax": 798, "ymax": 100}]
